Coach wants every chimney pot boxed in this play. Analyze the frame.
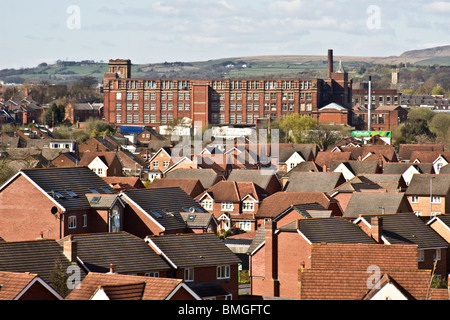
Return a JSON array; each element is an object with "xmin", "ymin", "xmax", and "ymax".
[{"xmin": 109, "ymin": 264, "xmax": 115, "ymax": 274}]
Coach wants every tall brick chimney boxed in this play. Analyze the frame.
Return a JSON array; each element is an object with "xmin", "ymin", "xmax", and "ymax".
[
  {"xmin": 63, "ymin": 235, "xmax": 77, "ymax": 262},
  {"xmin": 371, "ymin": 216, "xmax": 383, "ymax": 243},
  {"xmin": 327, "ymin": 49, "xmax": 334, "ymax": 78},
  {"xmin": 264, "ymin": 219, "xmax": 279, "ymax": 297}
]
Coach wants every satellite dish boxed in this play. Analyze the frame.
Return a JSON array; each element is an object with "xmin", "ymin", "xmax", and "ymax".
[
  {"xmin": 189, "ymin": 207, "xmax": 196, "ymax": 213},
  {"xmin": 51, "ymin": 207, "xmax": 58, "ymax": 215}
]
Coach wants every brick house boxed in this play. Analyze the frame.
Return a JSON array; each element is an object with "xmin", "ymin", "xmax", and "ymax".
[
  {"xmin": 354, "ymin": 214, "xmax": 449, "ymax": 279},
  {"xmin": 405, "ymin": 174, "xmax": 450, "ymax": 217},
  {"xmin": 148, "ymin": 147, "xmax": 173, "ymax": 173},
  {"xmin": 248, "ymin": 218, "xmax": 376, "ymax": 299},
  {"xmin": 148, "ymin": 178, "xmax": 205, "ymax": 198},
  {"xmin": 195, "ymin": 180, "xmax": 268, "ymax": 232},
  {"xmin": 0, "ymin": 238, "xmax": 88, "ymax": 298},
  {"xmin": 254, "ymin": 191, "xmax": 343, "ymax": 229},
  {"xmin": 0, "ymin": 167, "xmax": 119, "ymax": 241},
  {"xmin": 65, "ymin": 272, "xmax": 201, "ymax": 300},
  {"xmin": 120, "ymin": 187, "xmax": 204, "ymax": 238},
  {"xmin": 427, "ymin": 214, "xmax": 450, "ymax": 277},
  {"xmin": 78, "ymin": 151, "xmax": 124, "ymax": 177},
  {"xmin": 227, "ymin": 169, "xmax": 282, "ymax": 195},
  {"xmin": 146, "ymin": 233, "xmax": 241, "ymax": 300},
  {"xmin": 297, "ymin": 243, "xmax": 446, "ymax": 300},
  {"xmin": 58, "ymin": 232, "xmax": 171, "ymax": 277}
]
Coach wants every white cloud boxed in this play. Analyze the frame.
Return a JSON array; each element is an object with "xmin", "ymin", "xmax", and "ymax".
[{"xmin": 422, "ymin": 1, "xmax": 450, "ymax": 13}]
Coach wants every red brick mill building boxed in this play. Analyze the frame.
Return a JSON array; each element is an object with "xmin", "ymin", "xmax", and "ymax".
[{"xmin": 102, "ymin": 50, "xmax": 353, "ymax": 130}]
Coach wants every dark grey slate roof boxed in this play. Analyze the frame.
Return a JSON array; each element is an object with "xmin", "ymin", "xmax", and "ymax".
[
  {"xmin": 405, "ymin": 174, "xmax": 450, "ymax": 196},
  {"xmin": 187, "ymin": 282, "xmax": 229, "ymax": 298},
  {"xmin": 330, "ymin": 160, "xmax": 380, "ymax": 175},
  {"xmin": 227, "ymin": 169, "xmax": 280, "ymax": 190},
  {"xmin": 165, "ymin": 169, "xmax": 223, "ymax": 189},
  {"xmin": 292, "ymin": 218, "xmax": 376, "ymax": 244},
  {"xmin": 361, "ymin": 214, "xmax": 449, "ymax": 249},
  {"xmin": 344, "ymin": 192, "xmax": 411, "ymax": 219},
  {"xmin": 123, "ymin": 187, "xmax": 202, "ymax": 231},
  {"xmin": 0, "ymin": 239, "xmax": 86, "ymax": 285},
  {"xmin": 58, "ymin": 232, "xmax": 170, "ymax": 274},
  {"xmin": 383, "ymin": 163, "xmax": 434, "ymax": 175},
  {"xmin": 20, "ymin": 167, "xmax": 116, "ymax": 210},
  {"xmin": 147, "ymin": 233, "xmax": 241, "ymax": 269},
  {"xmin": 284, "ymin": 172, "xmax": 345, "ymax": 193}
]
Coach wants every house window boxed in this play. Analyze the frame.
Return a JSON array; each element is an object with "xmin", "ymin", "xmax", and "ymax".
[
  {"xmin": 431, "ymin": 196, "xmax": 441, "ymax": 203},
  {"xmin": 411, "ymin": 196, "xmax": 419, "ymax": 203},
  {"xmin": 152, "ymin": 161, "xmax": 159, "ymax": 167},
  {"xmin": 97, "ymin": 168, "xmax": 103, "ymax": 175},
  {"xmin": 221, "ymin": 202, "xmax": 234, "ymax": 211},
  {"xmin": 83, "ymin": 214, "xmax": 88, "ymax": 228},
  {"xmin": 242, "ymin": 201, "xmax": 255, "ymax": 211},
  {"xmin": 68, "ymin": 215, "xmax": 77, "ymax": 229},
  {"xmin": 201, "ymin": 199, "xmax": 213, "ymax": 211},
  {"xmin": 163, "ymin": 161, "xmax": 170, "ymax": 167},
  {"xmin": 435, "ymin": 249, "xmax": 442, "ymax": 261},
  {"xmin": 145, "ymin": 272, "xmax": 160, "ymax": 278},
  {"xmin": 184, "ymin": 268, "xmax": 194, "ymax": 282},
  {"xmin": 116, "ymin": 92, "xmax": 122, "ymax": 100},
  {"xmin": 418, "ymin": 249, "xmax": 424, "ymax": 262},
  {"xmin": 217, "ymin": 265, "xmax": 230, "ymax": 279},
  {"xmin": 239, "ymin": 221, "xmax": 252, "ymax": 231}
]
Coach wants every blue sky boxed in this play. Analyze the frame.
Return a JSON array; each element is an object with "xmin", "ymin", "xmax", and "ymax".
[{"xmin": 1, "ymin": 0, "xmax": 450, "ymax": 68}]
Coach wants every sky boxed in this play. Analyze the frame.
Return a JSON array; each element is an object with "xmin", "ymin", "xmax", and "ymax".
[{"xmin": 1, "ymin": 0, "xmax": 450, "ymax": 69}]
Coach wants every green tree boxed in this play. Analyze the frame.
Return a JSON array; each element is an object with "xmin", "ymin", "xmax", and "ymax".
[
  {"xmin": 400, "ymin": 118, "xmax": 436, "ymax": 144},
  {"xmin": 429, "ymin": 113, "xmax": 450, "ymax": 139},
  {"xmin": 279, "ymin": 114, "xmax": 317, "ymax": 143},
  {"xmin": 43, "ymin": 103, "xmax": 66, "ymax": 127},
  {"xmin": 49, "ymin": 259, "xmax": 69, "ymax": 297},
  {"xmin": 431, "ymin": 85, "xmax": 446, "ymax": 96},
  {"xmin": 308, "ymin": 124, "xmax": 347, "ymax": 151}
]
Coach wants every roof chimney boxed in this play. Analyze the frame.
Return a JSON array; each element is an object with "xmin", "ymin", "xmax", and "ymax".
[
  {"xmin": 327, "ymin": 49, "xmax": 334, "ymax": 78},
  {"xmin": 264, "ymin": 218, "xmax": 279, "ymax": 297},
  {"xmin": 63, "ymin": 235, "xmax": 77, "ymax": 262},
  {"xmin": 371, "ymin": 216, "xmax": 383, "ymax": 243},
  {"xmin": 109, "ymin": 264, "xmax": 116, "ymax": 274}
]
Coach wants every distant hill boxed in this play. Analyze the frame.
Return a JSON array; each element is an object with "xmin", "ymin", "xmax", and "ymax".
[
  {"xmin": 2, "ymin": 45, "xmax": 450, "ymax": 85},
  {"xmin": 400, "ymin": 45, "xmax": 450, "ymax": 59}
]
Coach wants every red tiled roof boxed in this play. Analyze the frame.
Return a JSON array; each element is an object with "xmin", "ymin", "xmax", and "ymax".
[
  {"xmin": 65, "ymin": 272, "xmax": 188, "ymax": 300},
  {"xmin": 256, "ymin": 191, "xmax": 333, "ymax": 218},
  {"xmin": 0, "ymin": 271, "xmax": 38, "ymax": 300}
]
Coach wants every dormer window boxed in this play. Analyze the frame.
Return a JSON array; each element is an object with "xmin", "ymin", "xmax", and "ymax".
[
  {"xmin": 242, "ymin": 200, "xmax": 255, "ymax": 211},
  {"xmin": 221, "ymin": 202, "xmax": 234, "ymax": 211}
]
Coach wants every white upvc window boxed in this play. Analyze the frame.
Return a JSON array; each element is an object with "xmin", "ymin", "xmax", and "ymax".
[
  {"xmin": 83, "ymin": 214, "xmax": 88, "ymax": 228},
  {"xmin": 201, "ymin": 199, "xmax": 213, "ymax": 211},
  {"xmin": 221, "ymin": 202, "xmax": 234, "ymax": 211},
  {"xmin": 411, "ymin": 196, "xmax": 419, "ymax": 203},
  {"xmin": 217, "ymin": 265, "xmax": 230, "ymax": 279},
  {"xmin": 145, "ymin": 272, "xmax": 160, "ymax": 278},
  {"xmin": 184, "ymin": 268, "xmax": 194, "ymax": 282},
  {"xmin": 435, "ymin": 249, "xmax": 442, "ymax": 261},
  {"xmin": 239, "ymin": 221, "xmax": 252, "ymax": 231},
  {"xmin": 242, "ymin": 200, "xmax": 255, "ymax": 211},
  {"xmin": 431, "ymin": 196, "xmax": 441, "ymax": 203},
  {"xmin": 68, "ymin": 215, "xmax": 77, "ymax": 229}
]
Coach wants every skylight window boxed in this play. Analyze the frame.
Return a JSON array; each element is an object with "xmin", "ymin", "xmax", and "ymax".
[
  {"xmin": 101, "ymin": 187, "xmax": 113, "ymax": 194},
  {"xmin": 51, "ymin": 190, "xmax": 65, "ymax": 199},
  {"xmin": 66, "ymin": 190, "xmax": 78, "ymax": 198},
  {"xmin": 152, "ymin": 210, "xmax": 163, "ymax": 218},
  {"xmin": 91, "ymin": 196, "xmax": 101, "ymax": 204},
  {"xmin": 89, "ymin": 188, "xmax": 99, "ymax": 194}
]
